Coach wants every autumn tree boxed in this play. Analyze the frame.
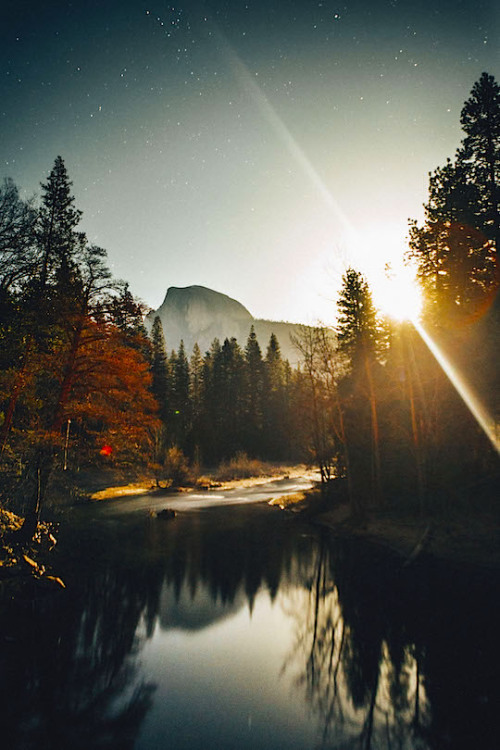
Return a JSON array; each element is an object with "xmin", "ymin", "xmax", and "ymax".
[
  {"xmin": 0, "ymin": 159, "xmax": 160, "ymax": 532},
  {"xmin": 1, "ymin": 157, "xmax": 85, "ymax": 453}
]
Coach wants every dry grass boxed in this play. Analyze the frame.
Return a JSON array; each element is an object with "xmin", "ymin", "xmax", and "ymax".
[
  {"xmin": 268, "ymin": 491, "xmax": 307, "ymax": 509},
  {"xmin": 90, "ymin": 483, "xmax": 154, "ymax": 501},
  {"xmin": 213, "ymin": 452, "xmax": 294, "ymax": 482}
]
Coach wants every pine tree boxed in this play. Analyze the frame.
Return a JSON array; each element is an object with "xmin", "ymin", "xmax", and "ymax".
[
  {"xmin": 170, "ymin": 341, "xmax": 190, "ymax": 449},
  {"xmin": 244, "ymin": 325, "xmax": 264, "ymax": 455},
  {"xmin": 37, "ymin": 155, "xmax": 84, "ymax": 294},
  {"xmin": 188, "ymin": 342, "xmax": 204, "ymax": 460},
  {"xmin": 221, "ymin": 337, "xmax": 246, "ymax": 456},
  {"xmin": 263, "ymin": 333, "xmax": 287, "ymax": 458},
  {"xmin": 1, "ymin": 157, "xmax": 85, "ymax": 452},
  {"xmin": 460, "ymin": 72, "xmax": 500, "ymax": 249},
  {"xmin": 336, "ymin": 269, "xmax": 383, "ymax": 506},
  {"xmin": 150, "ymin": 316, "xmax": 170, "ymax": 425},
  {"xmin": 336, "ymin": 268, "xmax": 381, "ymax": 369},
  {"xmin": 407, "ymin": 73, "xmax": 499, "ymax": 325}
]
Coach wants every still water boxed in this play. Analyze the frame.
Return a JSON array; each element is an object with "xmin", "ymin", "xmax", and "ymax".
[{"xmin": 1, "ymin": 480, "xmax": 498, "ymax": 749}]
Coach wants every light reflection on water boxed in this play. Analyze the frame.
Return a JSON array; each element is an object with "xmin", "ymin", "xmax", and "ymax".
[
  {"xmin": 138, "ymin": 585, "xmax": 317, "ymax": 750},
  {"xmin": 0, "ymin": 495, "xmax": 498, "ymax": 749}
]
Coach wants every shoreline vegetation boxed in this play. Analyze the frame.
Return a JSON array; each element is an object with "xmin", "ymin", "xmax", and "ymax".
[
  {"xmin": 89, "ymin": 462, "xmax": 319, "ymax": 500},
  {"xmin": 1, "ymin": 465, "xmax": 498, "ymax": 600},
  {"xmin": 314, "ymin": 500, "xmax": 500, "ymax": 570},
  {"xmin": 273, "ymin": 480, "xmax": 500, "ymax": 570},
  {"xmin": 1, "ymin": 74, "xmax": 499, "ymax": 591}
]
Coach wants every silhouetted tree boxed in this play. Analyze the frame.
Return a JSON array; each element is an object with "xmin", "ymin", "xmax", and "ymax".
[
  {"xmin": 460, "ymin": 72, "xmax": 500, "ymax": 249},
  {"xmin": 0, "ymin": 177, "xmax": 37, "ymax": 295},
  {"xmin": 336, "ymin": 269, "xmax": 385, "ymax": 507},
  {"xmin": 169, "ymin": 341, "xmax": 191, "ymax": 449},
  {"xmin": 150, "ymin": 316, "xmax": 169, "ymax": 425},
  {"xmin": 263, "ymin": 333, "xmax": 289, "ymax": 458},
  {"xmin": 407, "ymin": 73, "xmax": 499, "ymax": 326},
  {"xmin": 244, "ymin": 325, "xmax": 264, "ymax": 455}
]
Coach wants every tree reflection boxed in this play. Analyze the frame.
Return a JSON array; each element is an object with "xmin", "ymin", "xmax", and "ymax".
[
  {"xmin": 0, "ymin": 508, "xmax": 497, "ymax": 749},
  {"xmin": 283, "ymin": 534, "xmax": 499, "ymax": 750},
  {"xmin": 0, "ymin": 566, "xmax": 157, "ymax": 749}
]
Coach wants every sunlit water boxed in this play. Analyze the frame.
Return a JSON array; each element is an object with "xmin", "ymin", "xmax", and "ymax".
[{"xmin": 1, "ymin": 481, "xmax": 498, "ymax": 749}]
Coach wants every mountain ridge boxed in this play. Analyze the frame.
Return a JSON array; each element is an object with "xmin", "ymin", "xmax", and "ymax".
[{"xmin": 147, "ymin": 285, "xmax": 303, "ymax": 364}]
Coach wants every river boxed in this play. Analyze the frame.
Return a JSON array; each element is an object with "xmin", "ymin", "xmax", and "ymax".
[{"xmin": 0, "ymin": 478, "xmax": 498, "ymax": 749}]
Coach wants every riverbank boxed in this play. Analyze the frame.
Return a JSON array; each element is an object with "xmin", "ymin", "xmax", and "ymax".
[
  {"xmin": 89, "ymin": 464, "xmax": 318, "ymax": 501},
  {"xmin": 312, "ymin": 502, "xmax": 500, "ymax": 570},
  {"xmin": 0, "ymin": 509, "xmax": 64, "ymax": 595},
  {"xmin": 92, "ymin": 469, "xmax": 500, "ymax": 570}
]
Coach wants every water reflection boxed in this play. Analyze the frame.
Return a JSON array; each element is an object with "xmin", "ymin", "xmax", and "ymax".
[
  {"xmin": 0, "ymin": 505, "xmax": 498, "ymax": 749},
  {"xmin": 285, "ymin": 535, "xmax": 498, "ymax": 750}
]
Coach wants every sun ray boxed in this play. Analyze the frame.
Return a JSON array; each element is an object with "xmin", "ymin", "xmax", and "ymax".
[
  {"xmin": 415, "ymin": 321, "xmax": 500, "ymax": 453},
  {"xmin": 211, "ymin": 24, "xmax": 499, "ymax": 454},
  {"xmin": 210, "ymin": 23, "xmax": 356, "ymax": 241}
]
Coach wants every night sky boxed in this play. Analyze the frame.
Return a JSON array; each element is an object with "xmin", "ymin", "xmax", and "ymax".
[{"xmin": 1, "ymin": 1, "xmax": 498, "ymax": 323}]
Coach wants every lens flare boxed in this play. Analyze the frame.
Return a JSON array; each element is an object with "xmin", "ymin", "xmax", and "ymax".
[
  {"xmin": 371, "ymin": 267, "xmax": 422, "ymax": 322},
  {"xmin": 212, "ymin": 26, "xmax": 499, "ymax": 453},
  {"xmin": 415, "ymin": 321, "xmax": 499, "ymax": 453}
]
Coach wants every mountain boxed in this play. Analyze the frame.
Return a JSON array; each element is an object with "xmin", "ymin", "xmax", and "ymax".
[{"xmin": 147, "ymin": 285, "xmax": 303, "ymax": 364}]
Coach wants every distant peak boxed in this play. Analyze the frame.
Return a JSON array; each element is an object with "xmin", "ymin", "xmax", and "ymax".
[{"xmin": 160, "ymin": 285, "xmax": 253, "ymax": 319}]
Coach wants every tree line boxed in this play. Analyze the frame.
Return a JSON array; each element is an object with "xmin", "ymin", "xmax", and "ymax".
[
  {"xmin": 0, "ymin": 156, "xmax": 312, "ymax": 520},
  {"xmin": 0, "ymin": 157, "xmax": 160, "ymax": 525},
  {"xmin": 0, "ymin": 72, "xmax": 498, "ymax": 527},
  {"xmin": 303, "ymin": 72, "xmax": 499, "ymax": 517},
  {"xmin": 149, "ymin": 318, "xmax": 303, "ymax": 469}
]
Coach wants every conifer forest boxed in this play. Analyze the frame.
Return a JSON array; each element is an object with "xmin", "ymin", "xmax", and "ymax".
[{"xmin": 0, "ymin": 73, "xmax": 498, "ymax": 526}]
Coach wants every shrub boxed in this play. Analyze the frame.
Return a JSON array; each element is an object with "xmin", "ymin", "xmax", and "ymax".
[
  {"xmin": 164, "ymin": 446, "xmax": 190, "ymax": 487},
  {"xmin": 215, "ymin": 452, "xmax": 268, "ymax": 481}
]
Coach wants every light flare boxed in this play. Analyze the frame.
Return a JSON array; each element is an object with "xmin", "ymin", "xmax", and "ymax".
[
  {"xmin": 212, "ymin": 25, "xmax": 355, "ymax": 242},
  {"xmin": 415, "ymin": 321, "xmax": 500, "ymax": 453},
  {"xmin": 371, "ymin": 265, "xmax": 423, "ymax": 322},
  {"xmin": 212, "ymin": 26, "xmax": 499, "ymax": 453}
]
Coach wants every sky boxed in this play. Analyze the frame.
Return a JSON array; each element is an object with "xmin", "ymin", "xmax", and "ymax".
[{"xmin": 1, "ymin": 0, "xmax": 499, "ymax": 324}]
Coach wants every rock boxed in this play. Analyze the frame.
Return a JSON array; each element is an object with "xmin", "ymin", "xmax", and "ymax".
[
  {"xmin": 147, "ymin": 285, "xmax": 303, "ymax": 364},
  {"xmin": 157, "ymin": 508, "xmax": 176, "ymax": 520}
]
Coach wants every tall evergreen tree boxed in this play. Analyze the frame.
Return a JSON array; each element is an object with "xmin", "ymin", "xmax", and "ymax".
[
  {"xmin": 1, "ymin": 157, "xmax": 85, "ymax": 453},
  {"xmin": 150, "ymin": 316, "xmax": 170, "ymax": 425},
  {"xmin": 336, "ymin": 269, "xmax": 384, "ymax": 507},
  {"xmin": 336, "ymin": 269, "xmax": 381, "ymax": 369},
  {"xmin": 263, "ymin": 333, "xmax": 288, "ymax": 458},
  {"xmin": 244, "ymin": 325, "xmax": 264, "ymax": 455},
  {"xmin": 460, "ymin": 72, "xmax": 500, "ymax": 249},
  {"xmin": 407, "ymin": 73, "xmax": 499, "ymax": 325},
  {"xmin": 188, "ymin": 342, "xmax": 204, "ymax": 460},
  {"xmin": 170, "ymin": 341, "xmax": 190, "ymax": 448},
  {"xmin": 219, "ymin": 337, "xmax": 246, "ymax": 457},
  {"xmin": 37, "ymin": 155, "xmax": 84, "ymax": 294}
]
